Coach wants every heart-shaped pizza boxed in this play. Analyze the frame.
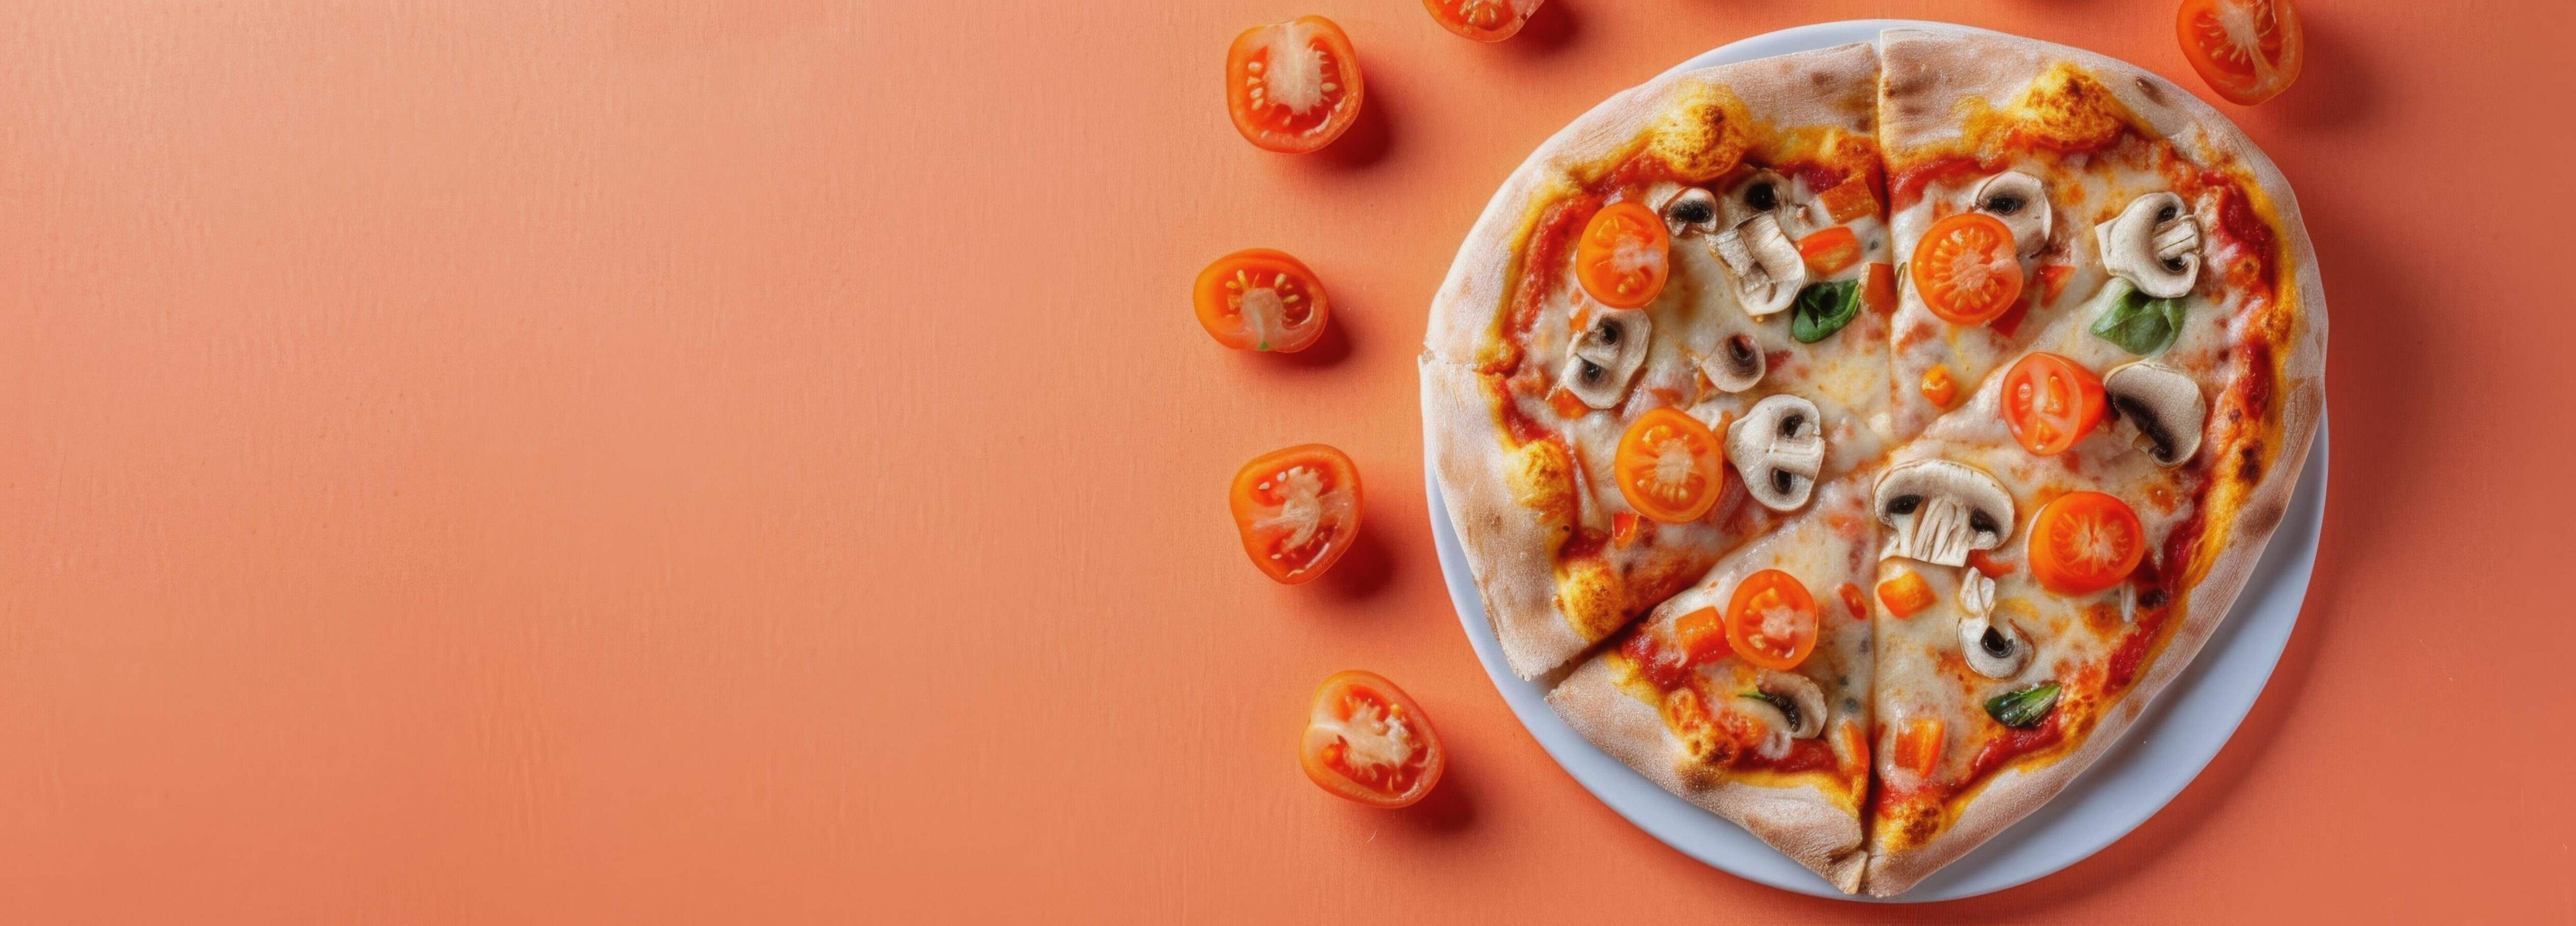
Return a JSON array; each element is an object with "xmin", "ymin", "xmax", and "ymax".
[{"xmin": 1421, "ymin": 27, "xmax": 2324, "ymax": 896}]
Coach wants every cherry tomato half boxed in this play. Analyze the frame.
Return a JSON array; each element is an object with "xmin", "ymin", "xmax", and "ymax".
[
  {"xmin": 1575, "ymin": 201, "xmax": 1670, "ymax": 309},
  {"xmin": 1300, "ymin": 670, "xmax": 1445, "ymax": 808},
  {"xmin": 1724, "ymin": 569, "xmax": 1819, "ymax": 670},
  {"xmin": 2028, "ymin": 491, "xmax": 2146, "ymax": 595},
  {"xmin": 1424, "ymin": 0, "xmax": 1543, "ymax": 42},
  {"xmin": 1229, "ymin": 444, "xmax": 1363, "ymax": 584},
  {"xmin": 2001, "ymin": 352, "xmax": 2108, "ymax": 456},
  {"xmin": 1613, "ymin": 407, "xmax": 1724, "ymax": 523},
  {"xmin": 2177, "ymin": 0, "xmax": 2304, "ymax": 106},
  {"xmin": 1194, "ymin": 249, "xmax": 1330, "ymax": 353},
  {"xmin": 1226, "ymin": 17, "xmax": 1366, "ymax": 154},
  {"xmin": 1910, "ymin": 212, "xmax": 2024, "ymax": 324}
]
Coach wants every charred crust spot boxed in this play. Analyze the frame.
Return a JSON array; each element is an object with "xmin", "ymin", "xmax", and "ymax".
[{"xmin": 2236, "ymin": 443, "xmax": 2265, "ymax": 485}]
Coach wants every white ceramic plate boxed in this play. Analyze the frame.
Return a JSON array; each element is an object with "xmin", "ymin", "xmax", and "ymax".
[{"xmin": 1427, "ymin": 20, "xmax": 2328, "ymax": 901}]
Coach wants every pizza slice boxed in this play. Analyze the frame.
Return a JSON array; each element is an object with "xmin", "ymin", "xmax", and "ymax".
[
  {"xmin": 1852, "ymin": 27, "xmax": 2326, "ymax": 896},
  {"xmin": 1548, "ymin": 475, "xmax": 1878, "ymax": 891},
  {"xmin": 1423, "ymin": 42, "xmax": 1896, "ymax": 678}
]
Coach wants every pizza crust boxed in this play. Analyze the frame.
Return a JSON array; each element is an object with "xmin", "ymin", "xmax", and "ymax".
[
  {"xmin": 1859, "ymin": 26, "xmax": 2328, "ymax": 897},
  {"xmin": 1548, "ymin": 656, "xmax": 1866, "ymax": 892},
  {"xmin": 1421, "ymin": 42, "xmax": 1883, "ymax": 679}
]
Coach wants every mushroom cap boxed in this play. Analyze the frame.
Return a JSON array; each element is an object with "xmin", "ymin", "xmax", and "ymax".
[
  {"xmin": 1718, "ymin": 169, "xmax": 1796, "ymax": 230},
  {"xmin": 2096, "ymin": 191, "xmax": 2202, "ymax": 299},
  {"xmin": 1960, "ymin": 613, "xmax": 2034, "ymax": 680},
  {"xmin": 1707, "ymin": 213, "xmax": 1805, "ymax": 317},
  {"xmin": 1701, "ymin": 331, "xmax": 1765, "ymax": 393},
  {"xmin": 1560, "ymin": 308, "xmax": 1651, "ymax": 410},
  {"xmin": 2104, "ymin": 361, "xmax": 2206, "ymax": 466},
  {"xmin": 1873, "ymin": 459, "xmax": 2016, "ymax": 566},
  {"xmin": 1756, "ymin": 669, "xmax": 1828, "ymax": 739},
  {"xmin": 1972, "ymin": 171, "xmax": 2052, "ymax": 258},
  {"xmin": 1658, "ymin": 186, "xmax": 1720, "ymax": 238},
  {"xmin": 1726, "ymin": 394, "xmax": 1826, "ymax": 511}
]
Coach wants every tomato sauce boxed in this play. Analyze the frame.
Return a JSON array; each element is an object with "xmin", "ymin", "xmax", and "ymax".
[
  {"xmin": 1966, "ymin": 719, "xmax": 2065, "ymax": 783},
  {"xmin": 1887, "ymin": 155, "xmax": 1989, "ymax": 210}
]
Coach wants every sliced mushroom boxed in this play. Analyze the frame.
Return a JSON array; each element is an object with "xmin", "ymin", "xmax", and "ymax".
[
  {"xmin": 1961, "ymin": 613, "xmax": 2034, "ymax": 679},
  {"xmin": 1756, "ymin": 670, "xmax": 1828, "ymax": 739},
  {"xmin": 1559, "ymin": 308, "xmax": 1651, "ymax": 409},
  {"xmin": 1701, "ymin": 331, "xmax": 1765, "ymax": 393},
  {"xmin": 1972, "ymin": 171, "xmax": 2051, "ymax": 258},
  {"xmin": 1705, "ymin": 213, "xmax": 1805, "ymax": 317},
  {"xmin": 1874, "ymin": 460, "xmax": 2015, "ymax": 567},
  {"xmin": 1731, "ymin": 696, "xmax": 1797, "ymax": 760},
  {"xmin": 2097, "ymin": 192, "xmax": 2202, "ymax": 298},
  {"xmin": 1659, "ymin": 186, "xmax": 1721, "ymax": 238},
  {"xmin": 2103, "ymin": 361, "xmax": 2206, "ymax": 466},
  {"xmin": 1726, "ymin": 395, "xmax": 1825, "ymax": 511},
  {"xmin": 1717, "ymin": 169, "xmax": 1796, "ymax": 230}
]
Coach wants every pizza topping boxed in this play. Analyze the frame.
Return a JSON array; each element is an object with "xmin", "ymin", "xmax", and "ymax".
[
  {"xmin": 1877, "ymin": 569, "xmax": 1936, "ymax": 618},
  {"xmin": 1226, "ymin": 17, "xmax": 1366, "ymax": 154},
  {"xmin": 1983, "ymin": 682, "xmax": 2063, "ymax": 730},
  {"xmin": 1614, "ymin": 407, "xmax": 1726, "ymax": 523},
  {"xmin": 1726, "ymin": 394, "xmax": 1826, "ymax": 511},
  {"xmin": 1719, "ymin": 169, "xmax": 1797, "ymax": 230},
  {"xmin": 1789, "ymin": 280, "xmax": 1863, "ymax": 343},
  {"xmin": 2002, "ymin": 352, "xmax": 2108, "ymax": 456},
  {"xmin": 1875, "ymin": 460, "xmax": 2015, "ymax": 567},
  {"xmin": 1576, "ymin": 201, "xmax": 1672, "ymax": 309},
  {"xmin": 1671, "ymin": 606, "xmax": 1731, "ymax": 666},
  {"xmin": 1561, "ymin": 308, "xmax": 1651, "ymax": 409},
  {"xmin": 2029, "ymin": 491, "xmax": 2148, "ymax": 595},
  {"xmin": 1958, "ymin": 570, "xmax": 2034, "ymax": 679},
  {"xmin": 1658, "ymin": 186, "xmax": 1722, "ymax": 238},
  {"xmin": 1229, "ymin": 445, "xmax": 1364, "ymax": 584},
  {"xmin": 1893, "ymin": 717, "xmax": 1944, "ymax": 778},
  {"xmin": 2089, "ymin": 280, "xmax": 2192, "ymax": 356},
  {"xmin": 1742, "ymin": 670, "xmax": 1828, "ymax": 739},
  {"xmin": 1707, "ymin": 213, "xmax": 1806, "ymax": 316},
  {"xmin": 1300, "ymin": 670, "xmax": 1445, "ymax": 808},
  {"xmin": 1725, "ymin": 569, "xmax": 1820, "ymax": 670},
  {"xmin": 1972, "ymin": 171, "xmax": 2052, "ymax": 258},
  {"xmin": 2103, "ymin": 361, "xmax": 2207, "ymax": 466},
  {"xmin": 1911, "ymin": 212, "xmax": 2025, "ymax": 324},
  {"xmin": 2098, "ymin": 192, "xmax": 2203, "ymax": 298},
  {"xmin": 1703, "ymin": 331, "xmax": 1766, "ymax": 393}
]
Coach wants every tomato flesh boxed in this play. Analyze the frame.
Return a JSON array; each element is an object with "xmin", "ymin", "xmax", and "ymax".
[
  {"xmin": 1911, "ymin": 212, "xmax": 2024, "ymax": 324},
  {"xmin": 1672, "ymin": 607, "xmax": 1730, "ymax": 667},
  {"xmin": 1194, "ymin": 249, "xmax": 1330, "ymax": 353},
  {"xmin": 1574, "ymin": 201, "xmax": 1670, "ymax": 309},
  {"xmin": 2001, "ymin": 352, "xmax": 2107, "ymax": 456},
  {"xmin": 1226, "ymin": 17, "xmax": 1366, "ymax": 154},
  {"xmin": 1424, "ymin": 0, "xmax": 1540, "ymax": 42},
  {"xmin": 1301, "ymin": 670, "xmax": 1444, "ymax": 808},
  {"xmin": 2028, "ymin": 491, "xmax": 2146, "ymax": 595},
  {"xmin": 1229, "ymin": 444, "xmax": 1363, "ymax": 584},
  {"xmin": 1797, "ymin": 226, "xmax": 1863, "ymax": 276},
  {"xmin": 1724, "ymin": 569, "xmax": 1818, "ymax": 670},
  {"xmin": 1613, "ymin": 407, "xmax": 1724, "ymax": 523},
  {"xmin": 2177, "ymin": 0, "xmax": 2304, "ymax": 105}
]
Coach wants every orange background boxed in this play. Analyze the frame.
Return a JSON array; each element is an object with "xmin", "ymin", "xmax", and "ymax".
[{"xmin": 3, "ymin": 1, "xmax": 2572, "ymax": 922}]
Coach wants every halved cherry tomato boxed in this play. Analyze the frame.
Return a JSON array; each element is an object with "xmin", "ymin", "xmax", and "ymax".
[
  {"xmin": 1877, "ymin": 570, "xmax": 1935, "ymax": 618},
  {"xmin": 1613, "ymin": 407, "xmax": 1724, "ymax": 523},
  {"xmin": 1227, "ymin": 17, "xmax": 1366, "ymax": 154},
  {"xmin": 1194, "ymin": 249, "xmax": 1330, "ymax": 353},
  {"xmin": 1424, "ymin": 0, "xmax": 1541, "ymax": 42},
  {"xmin": 1910, "ymin": 212, "xmax": 2024, "ymax": 324},
  {"xmin": 1574, "ymin": 201, "xmax": 1670, "ymax": 309},
  {"xmin": 2177, "ymin": 0, "xmax": 2304, "ymax": 106},
  {"xmin": 2028, "ymin": 491, "xmax": 2146, "ymax": 595},
  {"xmin": 1724, "ymin": 569, "xmax": 1818, "ymax": 670},
  {"xmin": 1797, "ymin": 226, "xmax": 1863, "ymax": 276},
  {"xmin": 1893, "ymin": 717, "xmax": 1945, "ymax": 777},
  {"xmin": 1672, "ymin": 607, "xmax": 1730, "ymax": 667},
  {"xmin": 2001, "ymin": 352, "xmax": 2107, "ymax": 456},
  {"xmin": 1300, "ymin": 670, "xmax": 1444, "ymax": 808},
  {"xmin": 1229, "ymin": 444, "xmax": 1363, "ymax": 584}
]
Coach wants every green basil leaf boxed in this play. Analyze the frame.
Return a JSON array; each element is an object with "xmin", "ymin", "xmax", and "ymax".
[
  {"xmin": 2088, "ymin": 280, "xmax": 2189, "ymax": 356},
  {"xmin": 1790, "ymin": 279, "xmax": 1862, "ymax": 343},
  {"xmin": 1983, "ymin": 682, "xmax": 2062, "ymax": 729}
]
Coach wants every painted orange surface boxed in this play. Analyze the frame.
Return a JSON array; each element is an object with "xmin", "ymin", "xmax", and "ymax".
[{"xmin": 2, "ymin": 1, "xmax": 2571, "ymax": 922}]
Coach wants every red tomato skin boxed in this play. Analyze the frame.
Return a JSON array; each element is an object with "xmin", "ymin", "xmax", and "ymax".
[
  {"xmin": 1299, "ymin": 670, "xmax": 1445, "ymax": 808},
  {"xmin": 1228, "ymin": 445, "xmax": 1363, "ymax": 584}
]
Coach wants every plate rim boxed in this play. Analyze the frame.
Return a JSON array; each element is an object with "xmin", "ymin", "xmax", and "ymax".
[{"xmin": 1425, "ymin": 19, "xmax": 2327, "ymax": 902}]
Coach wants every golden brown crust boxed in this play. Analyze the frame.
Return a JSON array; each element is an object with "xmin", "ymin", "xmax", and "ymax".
[{"xmin": 1858, "ymin": 26, "xmax": 2326, "ymax": 897}]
